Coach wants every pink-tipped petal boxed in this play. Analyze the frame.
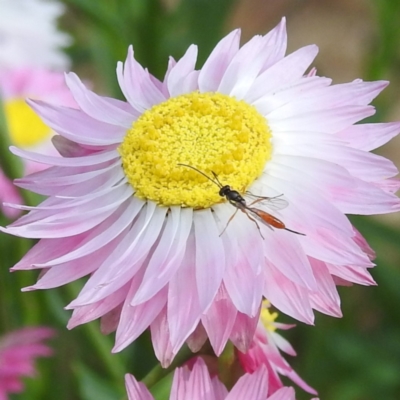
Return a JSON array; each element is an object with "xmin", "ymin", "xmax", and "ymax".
[
  {"xmin": 230, "ymin": 310, "xmax": 260, "ymax": 353},
  {"xmin": 198, "ymin": 29, "xmax": 241, "ymax": 93},
  {"xmin": 194, "ymin": 209, "xmax": 226, "ymax": 311},
  {"xmin": 150, "ymin": 307, "xmax": 175, "ymax": 368},
  {"xmin": 65, "ymin": 72, "xmax": 138, "ymax": 127},
  {"xmin": 117, "ymin": 46, "xmax": 165, "ymax": 112},
  {"xmin": 218, "ymin": 35, "xmax": 269, "ymax": 99},
  {"xmin": 68, "ymin": 203, "xmax": 167, "ymax": 306},
  {"xmin": 186, "ymin": 324, "xmax": 208, "ymax": 353},
  {"xmin": 201, "ymin": 285, "xmax": 238, "ymax": 355},
  {"xmin": 114, "ymin": 286, "xmax": 167, "ymax": 352},
  {"xmin": 167, "ymin": 234, "xmax": 202, "ymax": 354},
  {"xmin": 125, "ymin": 374, "xmax": 153, "ymax": 400},
  {"xmin": 27, "ymin": 99, "xmax": 125, "ymax": 145},
  {"xmin": 10, "ymin": 145, "xmax": 119, "ymax": 167},
  {"xmin": 247, "ymin": 44, "xmax": 319, "ymax": 103},
  {"xmin": 337, "ymin": 122, "xmax": 400, "ymax": 151},
  {"xmin": 67, "ymin": 284, "xmax": 129, "ymax": 329},
  {"xmin": 226, "ymin": 366, "xmax": 268, "ymax": 400},
  {"xmin": 268, "ymin": 387, "xmax": 296, "ymax": 400},
  {"xmin": 132, "ymin": 207, "xmax": 192, "ymax": 305},
  {"xmin": 264, "ymin": 263, "xmax": 315, "ymax": 324},
  {"xmin": 308, "ymin": 258, "xmax": 342, "ymax": 317},
  {"xmin": 167, "ymin": 44, "xmax": 198, "ymax": 97},
  {"xmin": 259, "ymin": 17, "xmax": 288, "ymax": 72}
]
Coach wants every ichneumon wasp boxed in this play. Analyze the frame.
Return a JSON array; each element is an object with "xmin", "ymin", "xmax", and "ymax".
[{"xmin": 177, "ymin": 163, "xmax": 304, "ymax": 238}]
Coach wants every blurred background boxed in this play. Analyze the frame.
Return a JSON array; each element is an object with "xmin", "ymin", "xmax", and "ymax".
[{"xmin": 0, "ymin": 0, "xmax": 399, "ymax": 399}]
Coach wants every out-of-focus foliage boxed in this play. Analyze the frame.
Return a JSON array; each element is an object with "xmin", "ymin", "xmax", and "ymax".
[
  {"xmin": 62, "ymin": 0, "xmax": 237, "ymax": 96},
  {"xmin": 0, "ymin": 0, "xmax": 399, "ymax": 399}
]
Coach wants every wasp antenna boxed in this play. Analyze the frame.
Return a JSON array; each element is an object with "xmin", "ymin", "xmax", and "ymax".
[
  {"xmin": 211, "ymin": 171, "xmax": 225, "ymax": 188},
  {"xmin": 177, "ymin": 163, "xmax": 222, "ymax": 188}
]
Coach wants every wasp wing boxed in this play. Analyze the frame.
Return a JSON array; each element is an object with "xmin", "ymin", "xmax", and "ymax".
[{"xmin": 244, "ymin": 191, "xmax": 289, "ymax": 211}]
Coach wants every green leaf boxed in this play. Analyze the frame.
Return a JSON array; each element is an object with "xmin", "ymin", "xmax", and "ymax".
[{"xmin": 75, "ymin": 362, "xmax": 121, "ymax": 400}]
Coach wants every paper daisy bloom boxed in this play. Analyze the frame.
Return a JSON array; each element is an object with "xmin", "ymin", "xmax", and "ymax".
[
  {"xmin": 2, "ymin": 18, "xmax": 400, "ymax": 365},
  {"xmin": 0, "ymin": 0, "xmax": 71, "ymax": 70},
  {"xmin": 237, "ymin": 301, "xmax": 317, "ymax": 396},
  {"xmin": 125, "ymin": 357, "xmax": 297, "ymax": 400},
  {"xmin": 0, "ymin": 327, "xmax": 54, "ymax": 397},
  {"xmin": 0, "ymin": 68, "xmax": 76, "ymax": 218}
]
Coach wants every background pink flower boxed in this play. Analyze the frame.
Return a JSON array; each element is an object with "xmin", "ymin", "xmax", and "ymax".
[
  {"xmin": 0, "ymin": 68, "xmax": 76, "ymax": 218},
  {"xmin": 237, "ymin": 302, "xmax": 317, "ymax": 396},
  {"xmin": 0, "ymin": 327, "xmax": 54, "ymax": 399},
  {"xmin": 125, "ymin": 357, "xmax": 297, "ymax": 400}
]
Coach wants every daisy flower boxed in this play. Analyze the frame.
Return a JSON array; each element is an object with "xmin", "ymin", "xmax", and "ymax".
[
  {"xmin": 237, "ymin": 301, "xmax": 317, "ymax": 396},
  {"xmin": 0, "ymin": 0, "xmax": 71, "ymax": 70},
  {"xmin": 0, "ymin": 327, "xmax": 54, "ymax": 398},
  {"xmin": 125, "ymin": 357, "xmax": 297, "ymax": 400},
  {"xmin": 0, "ymin": 68, "xmax": 76, "ymax": 218},
  {"xmin": 2, "ymin": 19, "xmax": 399, "ymax": 366}
]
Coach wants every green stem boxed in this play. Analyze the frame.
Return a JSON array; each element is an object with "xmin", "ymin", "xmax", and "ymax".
[
  {"xmin": 65, "ymin": 282, "xmax": 126, "ymax": 384},
  {"xmin": 0, "ymin": 97, "xmax": 23, "ymax": 179},
  {"xmin": 142, "ymin": 345, "xmax": 193, "ymax": 388}
]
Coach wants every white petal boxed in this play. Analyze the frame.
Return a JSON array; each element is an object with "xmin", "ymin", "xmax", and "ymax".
[
  {"xmin": 258, "ymin": 17, "xmax": 288, "ymax": 72},
  {"xmin": 28, "ymin": 100, "xmax": 126, "ymax": 145},
  {"xmin": 336, "ymin": 122, "xmax": 400, "ymax": 151},
  {"xmin": 114, "ymin": 285, "xmax": 167, "ymax": 351},
  {"xmin": 167, "ymin": 233, "xmax": 202, "ymax": 353},
  {"xmin": 194, "ymin": 209, "xmax": 226, "ymax": 311},
  {"xmin": 65, "ymin": 72, "xmax": 138, "ymax": 127},
  {"xmin": 268, "ymin": 105, "xmax": 375, "ymax": 133},
  {"xmin": 10, "ymin": 146, "xmax": 119, "ymax": 167},
  {"xmin": 246, "ymin": 45, "xmax": 319, "ymax": 103},
  {"xmin": 198, "ymin": 29, "xmax": 241, "ymax": 92},
  {"xmin": 132, "ymin": 207, "xmax": 193, "ymax": 305},
  {"xmin": 34, "ymin": 198, "xmax": 144, "ymax": 267},
  {"xmin": 117, "ymin": 46, "xmax": 166, "ymax": 112},
  {"xmin": 226, "ymin": 366, "xmax": 268, "ymax": 400},
  {"xmin": 218, "ymin": 35, "xmax": 267, "ymax": 99},
  {"xmin": 251, "ymin": 76, "xmax": 331, "ymax": 115},
  {"xmin": 167, "ymin": 44, "xmax": 198, "ymax": 97},
  {"xmin": 68, "ymin": 202, "xmax": 167, "ymax": 305}
]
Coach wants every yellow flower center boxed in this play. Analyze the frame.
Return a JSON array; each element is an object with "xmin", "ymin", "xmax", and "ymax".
[
  {"xmin": 119, "ymin": 91, "xmax": 272, "ymax": 208},
  {"xmin": 4, "ymin": 98, "xmax": 51, "ymax": 147},
  {"xmin": 260, "ymin": 300, "xmax": 278, "ymax": 332}
]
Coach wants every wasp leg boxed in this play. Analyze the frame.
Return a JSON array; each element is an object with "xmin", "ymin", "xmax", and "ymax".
[
  {"xmin": 247, "ymin": 197, "xmax": 266, "ymax": 207},
  {"xmin": 241, "ymin": 209, "xmax": 265, "ymax": 240},
  {"xmin": 219, "ymin": 207, "xmax": 239, "ymax": 237}
]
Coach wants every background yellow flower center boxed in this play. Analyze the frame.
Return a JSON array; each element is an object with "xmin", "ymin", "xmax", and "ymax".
[
  {"xmin": 4, "ymin": 98, "xmax": 51, "ymax": 147},
  {"xmin": 261, "ymin": 300, "xmax": 278, "ymax": 332},
  {"xmin": 119, "ymin": 92, "xmax": 272, "ymax": 208}
]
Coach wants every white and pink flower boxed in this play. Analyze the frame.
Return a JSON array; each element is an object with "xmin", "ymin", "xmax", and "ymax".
[
  {"xmin": 0, "ymin": 0, "xmax": 71, "ymax": 70},
  {"xmin": 125, "ymin": 357, "xmax": 297, "ymax": 400},
  {"xmin": 2, "ymin": 19, "xmax": 399, "ymax": 366}
]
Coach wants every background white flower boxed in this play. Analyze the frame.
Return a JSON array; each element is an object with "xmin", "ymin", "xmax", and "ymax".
[{"xmin": 0, "ymin": 0, "xmax": 71, "ymax": 70}]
